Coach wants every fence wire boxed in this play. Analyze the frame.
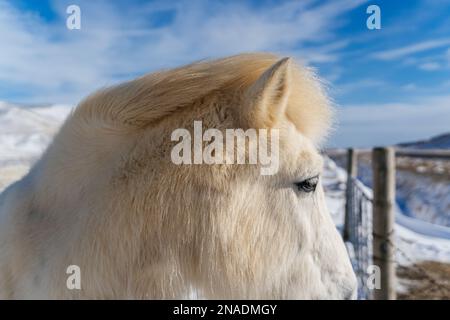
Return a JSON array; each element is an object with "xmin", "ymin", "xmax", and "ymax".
[
  {"xmin": 340, "ymin": 149, "xmax": 450, "ymax": 300},
  {"xmin": 345, "ymin": 176, "xmax": 373, "ymax": 300},
  {"xmin": 385, "ymin": 236, "xmax": 450, "ymax": 297},
  {"xmin": 346, "ymin": 176, "xmax": 449, "ymax": 300}
]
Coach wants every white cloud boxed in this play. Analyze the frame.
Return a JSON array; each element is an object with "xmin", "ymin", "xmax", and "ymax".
[
  {"xmin": 401, "ymin": 83, "xmax": 417, "ymax": 91},
  {"xmin": 418, "ymin": 62, "xmax": 441, "ymax": 71},
  {"xmin": 371, "ymin": 39, "xmax": 450, "ymax": 61},
  {"xmin": 0, "ymin": 0, "xmax": 367, "ymax": 104},
  {"xmin": 329, "ymin": 95, "xmax": 450, "ymax": 148},
  {"xmin": 332, "ymin": 79, "xmax": 386, "ymax": 95}
]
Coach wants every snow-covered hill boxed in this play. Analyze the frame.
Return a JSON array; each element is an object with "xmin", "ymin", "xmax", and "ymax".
[
  {"xmin": 398, "ymin": 132, "xmax": 450, "ymax": 149},
  {"xmin": 329, "ymin": 148, "xmax": 450, "ymax": 227},
  {"xmin": 1, "ymin": 102, "xmax": 450, "ymax": 268},
  {"xmin": 0, "ymin": 102, "xmax": 72, "ymax": 190},
  {"xmin": 322, "ymin": 158, "xmax": 450, "ymax": 265}
]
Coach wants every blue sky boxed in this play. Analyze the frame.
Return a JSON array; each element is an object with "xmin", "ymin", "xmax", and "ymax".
[{"xmin": 0, "ymin": 0, "xmax": 449, "ymax": 147}]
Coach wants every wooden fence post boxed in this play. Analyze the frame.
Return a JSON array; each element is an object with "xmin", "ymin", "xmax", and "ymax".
[
  {"xmin": 372, "ymin": 147, "xmax": 396, "ymax": 300},
  {"xmin": 343, "ymin": 148, "xmax": 357, "ymax": 241}
]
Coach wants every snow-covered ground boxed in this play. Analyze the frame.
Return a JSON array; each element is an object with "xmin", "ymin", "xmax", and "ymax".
[
  {"xmin": 323, "ymin": 155, "xmax": 450, "ymax": 266},
  {"xmin": 330, "ymin": 150, "xmax": 450, "ymax": 228},
  {"xmin": 0, "ymin": 102, "xmax": 71, "ymax": 190},
  {"xmin": 1, "ymin": 101, "xmax": 450, "ymax": 267}
]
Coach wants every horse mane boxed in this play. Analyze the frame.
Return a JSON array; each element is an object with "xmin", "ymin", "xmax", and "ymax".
[{"xmin": 73, "ymin": 53, "xmax": 333, "ymax": 143}]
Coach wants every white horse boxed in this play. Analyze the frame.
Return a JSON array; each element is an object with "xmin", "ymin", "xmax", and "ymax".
[{"xmin": 0, "ymin": 53, "xmax": 357, "ymax": 299}]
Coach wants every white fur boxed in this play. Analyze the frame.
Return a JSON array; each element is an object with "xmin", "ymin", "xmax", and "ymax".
[{"xmin": 0, "ymin": 53, "xmax": 356, "ymax": 299}]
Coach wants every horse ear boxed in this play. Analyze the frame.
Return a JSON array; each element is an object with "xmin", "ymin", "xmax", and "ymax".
[{"xmin": 242, "ymin": 57, "xmax": 291, "ymax": 128}]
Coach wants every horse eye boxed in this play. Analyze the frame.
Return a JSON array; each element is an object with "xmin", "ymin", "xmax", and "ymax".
[{"xmin": 295, "ymin": 175, "xmax": 319, "ymax": 193}]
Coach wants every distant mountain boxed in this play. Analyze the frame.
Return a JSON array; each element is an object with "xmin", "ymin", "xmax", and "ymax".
[{"xmin": 398, "ymin": 132, "xmax": 450, "ymax": 149}]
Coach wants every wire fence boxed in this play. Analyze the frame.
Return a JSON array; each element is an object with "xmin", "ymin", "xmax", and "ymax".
[
  {"xmin": 387, "ymin": 236, "xmax": 450, "ymax": 297},
  {"xmin": 343, "ymin": 147, "xmax": 450, "ymax": 300},
  {"xmin": 345, "ymin": 176, "xmax": 373, "ymax": 300},
  {"xmin": 345, "ymin": 174, "xmax": 450, "ymax": 300}
]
